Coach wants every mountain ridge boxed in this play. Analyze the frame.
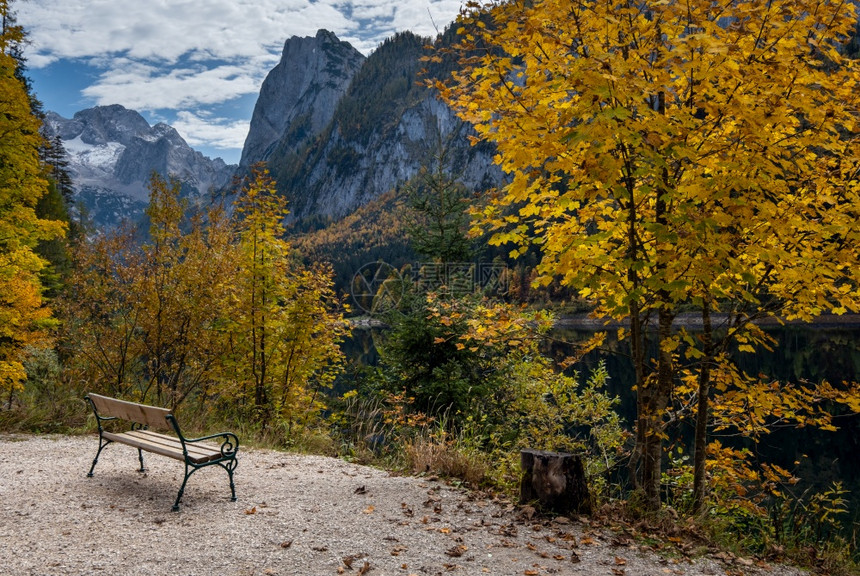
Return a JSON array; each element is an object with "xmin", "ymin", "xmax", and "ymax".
[
  {"xmin": 43, "ymin": 104, "xmax": 236, "ymax": 230},
  {"xmin": 45, "ymin": 28, "xmax": 502, "ymax": 231},
  {"xmin": 241, "ymin": 29, "xmax": 504, "ymax": 221}
]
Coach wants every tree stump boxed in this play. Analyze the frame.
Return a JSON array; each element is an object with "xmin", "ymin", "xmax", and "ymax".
[{"xmin": 519, "ymin": 449, "xmax": 592, "ymax": 516}]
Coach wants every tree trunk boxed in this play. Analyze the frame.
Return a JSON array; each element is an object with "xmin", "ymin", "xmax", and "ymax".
[
  {"xmin": 641, "ymin": 307, "xmax": 674, "ymax": 510},
  {"xmin": 692, "ymin": 304, "xmax": 713, "ymax": 514},
  {"xmin": 519, "ymin": 449, "xmax": 592, "ymax": 516}
]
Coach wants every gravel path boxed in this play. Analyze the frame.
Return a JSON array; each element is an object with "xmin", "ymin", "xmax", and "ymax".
[{"xmin": 0, "ymin": 434, "xmax": 804, "ymax": 576}]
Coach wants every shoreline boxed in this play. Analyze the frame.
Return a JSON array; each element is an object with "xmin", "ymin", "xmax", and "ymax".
[
  {"xmin": 553, "ymin": 312, "xmax": 860, "ymax": 330},
  {"xmin": 350, "ymin": 313, "xmax": 860, "ymax": 330}
]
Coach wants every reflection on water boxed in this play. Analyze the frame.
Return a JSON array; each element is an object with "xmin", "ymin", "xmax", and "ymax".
[{"xmin": 548, "ymin": 324, "xmax": 860, "ymax": 518}]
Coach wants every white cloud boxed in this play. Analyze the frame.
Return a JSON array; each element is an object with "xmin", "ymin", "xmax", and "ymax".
[
  {"xmin": 16, "ymin": 0, "xmax": 406, "ymax": 65},
  {"xmin": 81, "ymin": 59, "xmax": 269, "ymax": 111},
  {"xmin": 394, "ymin": 0, "xmax": 464, "ymax": 35},
  {"xmin": 15, "ymin": 0, "xmax": 463, "ymax": 157},
  {"xmin": 171, "ymin": 111, "xmax": 250, "ymax": 152}
]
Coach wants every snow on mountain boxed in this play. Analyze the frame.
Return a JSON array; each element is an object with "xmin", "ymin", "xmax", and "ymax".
[{"xmin": 43, "ymin": 105, "xmax": 237, "ymax": 230}]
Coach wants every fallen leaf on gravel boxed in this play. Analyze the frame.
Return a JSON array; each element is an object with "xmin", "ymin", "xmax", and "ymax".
[
  {"xmin": 580, "ymin": 537, "xmax": 596, "ymax": 545},
  {"xmin": 312, "ymin": 545, "xmax": 328, "ymax": 552},
  {"xmin": 553, "ymin": 555, "xmax": 565, "ymax": 561},
  {"xmin": 612, "ymin": 569, "xmax": 625, "ymax": 576},
  {"xmin": 570, "ymin": 551, "xmax": 581, "ymax": 563},
  {"xmin": 354, "ymin": 485, "xmax": 367, "ymax": 494},
  {"xmin": 279, "ymin": 540, "xmax": 293, "ymax": 549},
  {"xmin": 390, "ymin": 546, "xmax": 407, "ymax": 556},
  {"xmin": 615, "ymin": 556, "xmax": 627, "ymax": 565},
  {"xmin": 245, "ymin": 507, "xmax": 257, "ymax": 515},
  {"xmin": 524, "ymin": 570, "xmax": 539, "ymax": 575},
  {"xmin": 445, "ymin": 545, "xmax": 467, "ymax": 557},
  {"xmin": 357, "ymin": 560, "xmax": 371, "ymax": 575},
  {"xmin": 343, "ymin": 553, "xmax": 367, "ymax": 568},
  {"xmin": 363, "ymin": 505, "xmax": 375, "ymax": 514},
  {"xmin": 611, "ymin": 535, "xmax": 632, "ymax": 547}
]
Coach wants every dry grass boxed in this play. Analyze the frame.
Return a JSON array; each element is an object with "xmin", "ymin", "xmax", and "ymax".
[{"xmin": 403, "ymin": 433, "xmax": 490, "ymax": 486}]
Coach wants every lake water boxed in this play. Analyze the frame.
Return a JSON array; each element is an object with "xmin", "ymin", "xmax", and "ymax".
[{"xmin": 342, "ymin": 319, "xmax": 860, "ymax": 520}]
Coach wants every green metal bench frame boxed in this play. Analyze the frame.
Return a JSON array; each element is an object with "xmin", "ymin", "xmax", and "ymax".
[{"xmin": 85, "ymin": 393, "xmax": 239, "ymax": 511}]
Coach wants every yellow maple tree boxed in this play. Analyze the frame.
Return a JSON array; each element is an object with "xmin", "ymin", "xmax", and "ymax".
[
  {"xmin": 438, "ymin": 0, "xmax": 860, "ymax": 509},
  {"xmin": 220, "ymin": 166, "xmax": 350, "ymax": 432}
]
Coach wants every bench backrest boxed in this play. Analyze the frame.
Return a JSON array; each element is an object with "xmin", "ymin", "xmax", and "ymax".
[{"xmin": 87, "ymin": 393, "xmax": 173, "ymax": 431}]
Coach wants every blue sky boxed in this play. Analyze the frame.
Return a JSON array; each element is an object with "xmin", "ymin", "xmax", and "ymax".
[{"xmin": 16, "ymin": 0, "xmax": 464, "ymax": 165}]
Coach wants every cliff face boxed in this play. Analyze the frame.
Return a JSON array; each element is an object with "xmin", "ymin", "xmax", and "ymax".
[
  {"xmin": 44, "ymin": 105, "xmax": 235, "ymax": 230},
  {"xmin": 239, "ymin": 30, "xmax": 366, "ymax": 169},
  {"xmin": 50, "ymin": 29, "xmax": 503, "ymax": 230},
  {"xmin": 241, "ymin": 30, "xmax": 504, "ymax": 221}
]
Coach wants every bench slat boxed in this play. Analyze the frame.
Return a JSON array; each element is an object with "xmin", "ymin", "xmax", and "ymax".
[
  {"xmin": 127, "ymin": 430, "xmax": 223, "ymax": 462},
  {"xmin": 102, "ymin": 431, "xmax": 222, "ymax": 464},
  {"xmin": 101, "ymin": 431, "xmax": 185, "ymax": 461},
  {"xmin": 88, "ymin": 393, "xmax": 172, "ymax": 430}
]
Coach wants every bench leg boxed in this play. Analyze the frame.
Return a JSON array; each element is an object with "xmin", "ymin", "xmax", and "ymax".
[
  {"xmin": 172, "ymin": 463, "xmax": 196, "ymax": 512},
  {"xmin": 137, "ymin": 448, "xmax": 146, "ymax": 472},
  {"xmin": 171, "ymin": 459, "xmax": 237, "ymax": 511},
  {"xmin": 87, "ymin": 436, "xmax": 112, "ymax": 477},
  {"xmin": 226, "ymin": 458, "xmax": 237, "ymax": 502}
]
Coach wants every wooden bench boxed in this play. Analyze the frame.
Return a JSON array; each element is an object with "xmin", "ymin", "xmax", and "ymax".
[{"xmin": 85, "ymin": 393, "xmax": 239, "ymax": 511}]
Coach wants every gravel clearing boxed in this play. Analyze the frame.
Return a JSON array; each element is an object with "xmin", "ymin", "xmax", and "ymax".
[{"xmin": 0, "ymin": 434, "xmax": 805, "ymax": 576}]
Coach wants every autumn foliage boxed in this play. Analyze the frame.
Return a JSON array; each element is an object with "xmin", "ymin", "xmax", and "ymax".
[
  {"xmin": 63, "ymin": 170, "xmax": 349, "ymax": 436},
  {"xmin": 438, "ymin": 0, "xmax": 860, "ymax": 512},
  {"xmin": 0, "ymin": 3, "xmax": 65, "ymax": 403}
]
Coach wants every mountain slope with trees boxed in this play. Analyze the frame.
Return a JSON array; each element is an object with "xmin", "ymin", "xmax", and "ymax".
[{"xmin": 243, "ymin": 29, "xmax": 504, "ymax": 221}]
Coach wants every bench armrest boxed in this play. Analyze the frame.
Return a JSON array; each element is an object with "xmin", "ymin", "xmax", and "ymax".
[
  {"xmin": 184, "ymin": 431, "xmax": 239, "ymax": 458},
  {"xmin": 85, "ymin": 395, "xmax": 119, "ymax": 431}
]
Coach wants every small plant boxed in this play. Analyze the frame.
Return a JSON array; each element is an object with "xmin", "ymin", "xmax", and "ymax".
[
  {"xmin": 403, "ymin": 424, "xmax": 491, "ymax": 486},
  {"xmin": 0, "ymin": 346, "xmax": 85, "ymax": 433}
]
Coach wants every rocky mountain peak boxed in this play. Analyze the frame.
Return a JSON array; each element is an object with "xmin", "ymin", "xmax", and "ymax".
[
  {"xmin": 72, "ymin": 104, "xmax": 153, "ymax": 146},
  {"xmin": 43, "ymin": 105, "xmax": 236, "ymax": 230},
  {"xmin": 239, "ymin": 29, "xmax": 365, "ymax": 168},
  {"xmin": 254, "ymin": 29, "xmax": 504, "ymax": 221}
]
